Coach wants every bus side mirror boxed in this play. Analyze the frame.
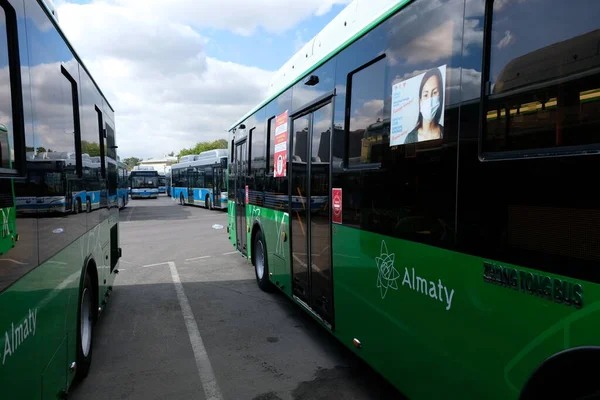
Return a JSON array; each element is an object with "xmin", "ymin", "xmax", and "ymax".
[{"xmin": 220, "ymin": 159, "xmax": 227, "ymax": 168}]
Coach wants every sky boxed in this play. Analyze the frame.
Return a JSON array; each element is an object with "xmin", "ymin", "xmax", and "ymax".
[{"xmin": 53, "ymin": 0, "xmax": 351, "ymax": 159}]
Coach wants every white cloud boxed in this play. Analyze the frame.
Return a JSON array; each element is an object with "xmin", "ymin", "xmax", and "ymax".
[
  {"xmin": 497, "ymin": 30, "xmax": 515, "ymax": 49},
  {"xmin": 61, "ymin": 0, "xmax": 352, "ymax": 36},
  {"xmin": 54, "ymin": 0, "xmax": 350, "ymax": 159},
  {"xmin": 493, "ymin": 0, "xmax": 528, "ymax": 11}
]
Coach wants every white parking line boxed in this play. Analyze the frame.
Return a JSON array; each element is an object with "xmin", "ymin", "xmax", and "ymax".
[
  {"xmin": 222, "ymin": 251, "xmax": 238, "ymax": 255},
  {"xmin": 141, "ymin": 262, "xmax": 170, "ymax": 268},
  {"xmin": 167, "ymin": 261, "xmax": 223, "ymax": 400},
  {"xmin": 185, "ymin": 255, "xmax": 211, "ymax": 262}
]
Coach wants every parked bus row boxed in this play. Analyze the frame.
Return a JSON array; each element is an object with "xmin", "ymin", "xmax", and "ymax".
[
  {"xmin": 0, "ymin": 0, "xmax": 121, "ymax": 397},
  {"xmin": 170, "ymin": 149, "xmax": 228, "ymax": 210},
  {"xmin": 15, "ymin": 152, "xmax": 129, "ymax": 215},
  {"xmin": 227, "ymin": 0, "xmax": 600, "ymax": 399}
]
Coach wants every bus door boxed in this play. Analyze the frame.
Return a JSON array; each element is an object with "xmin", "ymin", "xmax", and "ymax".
[
  {"xmin": 289, "ymin": 102, "xmax": 333, "ymax": 325},
  {"xmin": 212, "ymin": 166, "xmax": 222, "ymax": 209},
  {"xmin": 187, "ymin": 167, "xmax": 194, "ymax": 204},
  {"xmin": 234, "ymin": 139, "xmax": 247, "ymax": 254}
]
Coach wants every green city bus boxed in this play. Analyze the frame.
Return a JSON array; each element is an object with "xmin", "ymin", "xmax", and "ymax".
[
  {"xmin": 0, "ymin": 0, "xmax": 121, "ymax": 398},
  {"xmin": 227, "ymin": 0, "xmax": 600, "ymax": 398}
]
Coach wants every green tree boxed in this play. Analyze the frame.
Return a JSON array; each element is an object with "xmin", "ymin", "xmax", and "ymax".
[
  {"xmin": 178, "ymin": 139, "xmax": 228, "ymax": 159},
  {"xmin": 123, "ymin": 157, "xmax": 142, "ymax": 170},
  {"xmin": 81, "ymin": 140, "xmax": 101, "ymax": 157},
  {"xmin": 36, "ymin": 146, "xmax": 46, "ymax": 152}
]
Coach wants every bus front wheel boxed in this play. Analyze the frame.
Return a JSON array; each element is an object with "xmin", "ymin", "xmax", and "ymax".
[
  {"xmin": 253, "ymin": 230, "xmax": 274, "ymax": 292},
  {"xmin": 86, "ymin": 198, "xmax": 92, "ymax": 213},
  {"xmin": 75, "ymin": 272, "xmax": 95, "ymax": 380}
]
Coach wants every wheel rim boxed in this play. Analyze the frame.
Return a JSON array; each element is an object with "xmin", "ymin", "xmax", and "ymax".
[
  {"xmin": 80, "ymin": 287, "xmax": 92, "ymax": 357},
  {"xmin": 256, "ymin": 239, "xmax": 265, "ymax": 279}
]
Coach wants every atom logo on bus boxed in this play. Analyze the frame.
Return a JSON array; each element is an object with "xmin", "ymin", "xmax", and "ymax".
[{"xmin": 375, "ymin": 240, "xmax": 400, "ymax": 299}]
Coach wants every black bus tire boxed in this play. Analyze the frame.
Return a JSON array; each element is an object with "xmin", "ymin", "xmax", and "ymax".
[
  {"xmin": 253, "ymin": 230, "xmax": 274, "ymax": 292},
  {"xmin": 74, "ymin": 198, "xmax": 82, "ymax": 214},
  {"xmin": 75, "ymin": 272, "xmax": 95, "ymax": 380}
]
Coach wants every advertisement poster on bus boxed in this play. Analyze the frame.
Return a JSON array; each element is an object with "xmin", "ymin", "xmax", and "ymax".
[
  {"xmin": 273, "ymin": 110, "xmax": 288, "ymax": 177},
  {"xmin": 390, "ymin": 64, "xmax": 446, "ymax": 146}
]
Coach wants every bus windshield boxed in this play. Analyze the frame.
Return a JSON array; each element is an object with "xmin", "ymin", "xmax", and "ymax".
[{"xmin": 132, "ymin": 176, "xmax": 157, "ymax": 188}]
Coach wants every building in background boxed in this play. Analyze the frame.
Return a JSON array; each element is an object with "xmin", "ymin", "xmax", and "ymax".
[{"xmin": 138, "ymin": 156, "xmax": 177, "ymax": 174}]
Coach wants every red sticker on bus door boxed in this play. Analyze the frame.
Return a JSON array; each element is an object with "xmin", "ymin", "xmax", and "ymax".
[
  {"xmin": 245, "ymin": 185, "xmax": 249, "ymax": 204},
  {"xmin": 332, "ymin": 188, "xmax": 342, "ymax": 224}
]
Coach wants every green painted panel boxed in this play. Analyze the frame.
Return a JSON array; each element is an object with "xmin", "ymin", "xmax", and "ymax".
[
  {"xmin": 0, "ymin": 218, "xmax": 118, "ymax": 399},
  {"xmin": 331, "ymin": 224, "xmax": 599, "ymax": 399},
  {"xmin": 42, "ymin": 335, "xmax": 67, "ymax": 400},
  {"xmin": 247, "ymin": 205, "xmax": 291, "ymax": 297}
]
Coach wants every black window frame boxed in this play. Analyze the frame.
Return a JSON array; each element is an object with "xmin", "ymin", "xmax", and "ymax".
[
  {"xmin": 265, "ymin": 115, "xmax": 275, "ymax": 173},
  {"xmin": 61, "ymin": 65, "xmax": 83, "ymax": 177},
  {"xmin": 248, "ymin": 127, "xmax": 255, "ymax": 172},
  {"xmin": 94, "ymin": 105, "xmax": 106, "ymax": 178},
  {"xmin": 344, "ymin": 53, "xmax": 387, "ymax": 169},
  {"xmin": 0, "ymin": 0, "xmax": 25, "ymax": 177}
]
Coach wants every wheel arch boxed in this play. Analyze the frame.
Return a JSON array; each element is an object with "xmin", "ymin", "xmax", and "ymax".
[{"xmin": 519, "ymin": 346, "xmax": 600, "ymax": 399}]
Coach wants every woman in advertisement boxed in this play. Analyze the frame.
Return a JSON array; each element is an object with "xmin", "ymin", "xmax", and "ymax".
[{"xmin": 404, "ymin": 67, "xmax": 444, "ymax": 143}]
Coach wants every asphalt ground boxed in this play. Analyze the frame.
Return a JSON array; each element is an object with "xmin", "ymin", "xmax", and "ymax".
[{"xmin": 69, "ymin": 195, "xmax": 402, "ymax": 400}]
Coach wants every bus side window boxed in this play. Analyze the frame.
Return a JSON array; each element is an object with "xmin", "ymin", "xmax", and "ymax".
[
  {"xmin": 481, "ymin": 0, "xmax": 600, "ymax": 158},
  {"xmin": 345, "ymin": 56, "xmax": 387, "ymax": 166}
]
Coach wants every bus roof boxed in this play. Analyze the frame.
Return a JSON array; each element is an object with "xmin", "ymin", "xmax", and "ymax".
[
  {"xmin": 228, "ymin": 0, "xmax": 408, "ymax": 131},
  {"xmin": 171, "ymin": 149, "xmax": 228, "ymax": 170}
]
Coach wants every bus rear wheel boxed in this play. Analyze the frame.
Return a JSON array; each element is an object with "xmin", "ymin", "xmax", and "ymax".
[
  {"xmin": 75, "ymin": 272, "xmax": 95, "ymax": 380},
  {"xmin": 254, "ymin": 230, "xmax": 274, "ymax": 292}
]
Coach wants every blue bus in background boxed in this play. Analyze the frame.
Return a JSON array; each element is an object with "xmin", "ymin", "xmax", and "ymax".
[
  {"xmin": 16, "ymin": 152, "xmax": 88, "ymax": 214},
  {"xmin": 171, "ymin": 149, "xmax": 227, "ymax": 209},
  {"xmin": 130, "ymin": 166, "xmax": 159, "ymax": 199},
  {"xmin": 118, "ymin": 161, "xmax": 129, "ymax": 208},
  {"xmin": 85, "ymin": 155, "xmax": 104, "ymax": 212},
  {"xmin": 158, "ymin": 174, "xmax": 167, "ymax": 194}
]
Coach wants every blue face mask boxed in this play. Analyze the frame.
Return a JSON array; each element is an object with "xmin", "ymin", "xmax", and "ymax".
[{"xmin": 421, "ymin": 95, "xmax": 440, "ymax": 122}]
